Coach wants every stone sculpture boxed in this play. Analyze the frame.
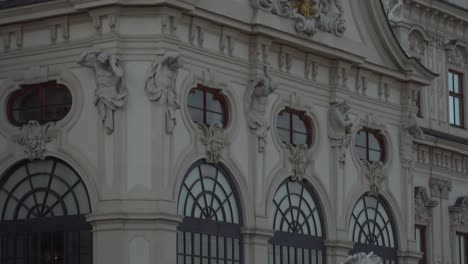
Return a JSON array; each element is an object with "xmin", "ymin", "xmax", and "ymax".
[
  {"xmin": 199, "ymin": 123, "xmax": 229, "ymax": 164},
  {"xmin": 145, "ymin": 52, "xmax": 183, "ymax": 133},
  {"xmin": 287, "ymin": 144, "xmax": 310, "ymax": 181},
  {"xmin": 342, "ymin": 252, "xmax": 382, "ymax": 264},
  {"xmin": 16, "ymin": 121, "xmax": 54, "ymax": 160},
  {"xmin": 328, "ymin": 100, "xmax": 353, "ymax": 167},
  {"xmin": 245, "ymin": 64, "xmax": 278, "ymax": 152},
  {"xmin": 77, "ymin": 49, "xmax": 127, "ymax": 134},
  {"xmin": 253, "ymin": 0, "xmax": 346, "ymax": 36}
]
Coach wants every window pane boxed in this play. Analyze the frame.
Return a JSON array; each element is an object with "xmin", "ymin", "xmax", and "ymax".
[
  {"xmin": 356, "ymin": 147, "xmax": 366, "ymax": 160},
  {"xmin": 449, "ymin": 72, "xmax": 454, "ymax": 92},
  {"xmin": 277, "ymin": 111, "xmax": 290, "ymax": 129},
  {"xmin": 293, "ymin": 132, "xmax": 308, "ymax": 145},
  {"xmin": 206, "ymin": 93, "xmax": 223, "ymax": 113},
  {"xmin": 454, "ymin": 73, "xmax": 459, "ymax": 93},
  {"xmin": 188, "ymin": 108, "xmax": 204, "ymax": 124},
  {"xmin": 188, "ymin": 89, "xmax": 204, "ymax": 108},
  {"xmin": 450, "ymin": 96, "xmax": 455, "ymax": 124},
  {"xmin": 455, "ymin": 98, "xmax": 461, "ymax": 126},
  {"xmin": 206, "ymin": 112, "xmax": 224, "ymax": 125},
  {"xmin": 369, "ymin": 133, "xmax": 381, "ymax": 151},
  {"xmin": 355, "ymin": 131, "xmax": 366, "ymax": 147},
  {"xmin": 278, "ymin": 128, "xmax": 290, "ymax": 144},
  {"xmin": 369, "ymin": 150, "xmax": 381, "ymax": 162},
  {"xmin": 292, "ymin": 114, "xmax": 307, "ymax": 133}
]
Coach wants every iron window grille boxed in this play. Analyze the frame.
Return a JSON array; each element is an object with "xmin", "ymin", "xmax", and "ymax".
[
  {"xmin": 349, "ymin": 194, "xmax": 398, "ymax": 264},
  {"xmin": 7, "ymin": 81, "xmax": 72, "ymax": 126},
  {"xmin": 269, "ymin": 178, "xmax": 326, "ymax": 264},
  {"xmin": 276, "ymin": 107, "xmax": 313, "ymax": 146},
  {"xmin": 187, "ymin": 85, "xmax": 228, "ymax": 127},
  {"xmin": 0, "ymin": 158, "xmax": 92, "ymax": 264},
  {"xmin": 355, "ymin": 127, "xmax": 385, "ymax": 163},
  {"xmin": 177, "ymin": 160, "xmax": 243, "ymax": 264},
  {"xmin": 448, "ymin": 70, "xmax": 464, "ymax": 128}
]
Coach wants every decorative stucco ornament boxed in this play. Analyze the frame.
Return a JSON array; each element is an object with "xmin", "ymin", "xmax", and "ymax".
[
  {"xmin": 449, "ymin": 197, "xmax": 468, "ymax": 228},
  {"xmin": 400, "ymin": 112, "xmax": 424, "ymax": 169},
  {"xmin": 328, "ymin": 100, "xmax": 353, "ymax": 167},
  {"xmin": 287, "ymin": 144, "xmax": 310, "ymax": 181},
  {"xmin": 414, "ymin": 187, "xmax": 437, "ymax": 224},
  {"xmin": 252, "ymin": 0, "xmax": 346, "ymax": 37},
  {"xmin": 342, "ymin": 252, "xmax": 382, "ymax": 264},
  {"xmin": 361, "ymin": 160, "xmax": 384, "ymax": 196},
  {"xmin": 382, "ymin": 0, "xmax": 403, "ymax": 22},
  {"xmin": 145, "ymin": 52, "xmax": 183, "ymax": 134},
  {"xmin": 15, "ymin": 121, "xmax": 54, "ymax": 160},
  {"xmin": 199, "ymin": 123, "xmax": 229, "ymax": 164},
  {"xmin": 245, "ymin": 64, "xmax": 278, "ymax": 152},
  {"xmin": 77, "ymin": 49, "xmax": 127, "ymax": 135}
]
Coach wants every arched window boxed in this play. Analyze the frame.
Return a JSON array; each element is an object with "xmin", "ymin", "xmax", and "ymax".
[
  {"xmin": 177, "ymin": 160, "xmax": 242, "ymax": 264},
  {"xmin": 7, "ymin": 81, "xmax": 72, "ymax": 126},
  {"xmin": 269, "ymin": 178, "xmax": 325, "ymax": 264},
  {"xmin": 349, "ymin": 194, "xmax": 398, "ymax": 264},
  {"xmin": 0, "ymin": 158, "xmax": 92, "ymax": 264}
]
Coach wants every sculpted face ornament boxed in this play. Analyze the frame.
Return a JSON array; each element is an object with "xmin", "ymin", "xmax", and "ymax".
[
  {"xmin": 16, "ymin": 121, "xmax": 54, "ymax": 160},
  {"xmin": 287, "ymin": 144, "xmax": 311, "ymax": 182},
  {"xmin": 199, "ymin": 123, "xmax": 229, "ymax": 164}
]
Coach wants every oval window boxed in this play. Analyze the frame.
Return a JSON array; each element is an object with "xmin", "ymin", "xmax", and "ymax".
[
  {"xmin": 355, "ymin": 127, "xmax": 385, "ymax": 162},
  {"xmin": 187, "ymin": 85, "xmax": 228, "ymax": 127},
  {"xmin": 276, "ymin": 107, "xmax": 313, "ymax": 146},
  {"xmin": 7, "ymin": 81, "xmax": 72, "ymax": 126}
]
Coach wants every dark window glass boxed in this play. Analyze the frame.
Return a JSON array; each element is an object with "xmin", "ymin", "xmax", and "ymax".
[
  {"xmin": 416, "ymin": 91, "xmax": 422, "ymax": 118},
  {"xmin": 269, "ymin": 178, "xmax": 325, "ymax": 264},
  {"xmin": 7, "ymin": 81, "xmax": 72, "ymax": 126},
  {"xmin": 355, "ymin": 128, "xmax": 385, "ymax": 162},
  {"xmin": 0, "ymin": 158, "xmax": 92, "ymax": 264},
  {"xmin": 349, "ymin": 194, "xmax": 398, "ymax": 263},
  {"xmin": 415, "ymin": 225, "xmax": 427, "ymax": 264},
  {"xmin": 456, "ymin": 233, "xmax": 468, "ymax": 264},
  {"xmin": 187, "ymin": 85, "xmax": 228, "ymax": 126},
  {"xmin": 177, "ymin": 160, "xmax": 242, "ymax": 264},
  {"xmin": 276, "ymin": 108, "xmax": 312, "ymax": 146},
  {"xmin": 448, "ymin": 71, "xmax": 464, "ymax": 127}
]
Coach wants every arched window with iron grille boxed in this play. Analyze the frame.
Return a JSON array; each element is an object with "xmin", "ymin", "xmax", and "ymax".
[
  {"xmin": 269, "ymin": 178, "xmax": 325, "ymax": 264},
  {"xmin": 349, "ymin": 194, "xmax": 398, "ymax": 264},
  {"xmin": 0, "ymin": 158, "xmax": 92, "ymax": 264},
  {"xmin": 177, "ymin": 160, "xmax": 243, "ymax": 264}
]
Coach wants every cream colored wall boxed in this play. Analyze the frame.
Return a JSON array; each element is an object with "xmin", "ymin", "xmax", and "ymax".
[{"xmin": 0, "ymin": 0, "xmax": 442, "ymax": 264}]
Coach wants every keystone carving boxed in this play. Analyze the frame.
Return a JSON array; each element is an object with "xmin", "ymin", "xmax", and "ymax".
[
  {"xmin": 429, "ymin": 178, "xmax": 452, "ymax": 200},
  {"xmin": 15, "ymin": 121, "xmax": 54, "ymax": 160},
  {"xmin": 414, "ymin": 187, "xmax": 437, "ymax": 224},
  {"xmin": 286, "ymin": 144, "xmax": 310, "ymax": 182},
  {"xmin": 77, "ymin": 50, "xmax": 127, "ymax": 134},
  {"xmin": 199, "ymin": 123, "xmax": 229, "ymax": 164},
  {"xmin": 328, "ymin": 100, "xmax": 353, "ymax": 167},
  {"xmin": 400, "ymin": 112, "xmax": 424, "ymax": 169},
  {"xmin": 145, "ymin": 52, "xmax": 183, "ymax": 134},
  {"xmin": 361, "ymin": 160, "xmax": 385, "ymax": 197},
  {"xmin": 245, "ymin": 64, "xmax": 278, "ymax": 152},
  {"xmin": 342, "ymin": 252, "xmax": 382, "ymax": 264},
  {"xmin": 252, "ymin": 0, "xmax": 346, "ymax": 37}
]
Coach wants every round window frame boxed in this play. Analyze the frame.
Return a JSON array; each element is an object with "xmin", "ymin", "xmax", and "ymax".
[
  {"xmin": 186, "ymin": 84, "xmax": 229, "ymax": 128},
  {"xmin": 6, "ymin": 81, "xmax": 73, "ymax": 127},
  {"xmin": 354, "ymin": 127, "xmax": 386, "ymax": 163},
  {"xmin": 275, "ymin": 107, "xmax": 314, "ymax": 147}
]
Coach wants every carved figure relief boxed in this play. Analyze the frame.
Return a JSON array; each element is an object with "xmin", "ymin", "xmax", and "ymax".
[
  {"xmin": 342, "ymin": 252, "xmax": 382, "ymax": 264},
  {"xmin": 328, "ymin": 100, "xmax": 353, "ymax": 167},
  {"xmin": 77, "ymin": 50, "xmax": 127, "ymax": 134},
  {"xmin": 252, "ymin": 0, "xmax": 346, "ymax": 37},
  {"xmin": 361, "ymin": 160, "xmax": 385, "ymax": 196},
  {"xmin": 409, "ymin": 31, "xmax": 426, "ymax": 60},
  {"xmin": 199, "ymin": 123, "xmax": 229, "ymax": 164},
  {"xmin": 414, "ymin": 187, "xmax": 437, "ymax": 224},
  {"xmin": 400, "ymin": 112, "xmax": 424, "ymax": 168},
  {"xmin": 286, "ymin": 144, "xmax": 310, "ymax": 182},
  {"xmin": 245, "ymin": 64, "xmax": 278, "ymax": 152},
  {"xmin": 15, "ymin": 121, "xmax": 54, "ymax": 160},
  {"xmin": 145, "ymin": 52, "xmax": 183, "ymax": 134},
  {"xmin": 449, "ymin": 197, "xmax": 468, "ymax": 228}
]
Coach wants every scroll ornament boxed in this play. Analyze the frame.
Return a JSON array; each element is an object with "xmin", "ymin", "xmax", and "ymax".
[
  {"xmin": 245, "ymin": 64, "xmax": 278, "ymax": 152},
  {"xmin": 77, "ymin": 50, "xmax": 127, "ymax": 134},
  {"xmin": 252, "ymin": 0, "xmax": 346, "ymax": 37},
  {"xmin": 145, "ymin": 52, "xmax": 183, "ymax": 134}
]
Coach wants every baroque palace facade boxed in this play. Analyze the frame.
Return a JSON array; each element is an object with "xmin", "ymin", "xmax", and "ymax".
[{"xmin": 0, "ymin": 0, "xmax": 467, "ymax": 263}]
